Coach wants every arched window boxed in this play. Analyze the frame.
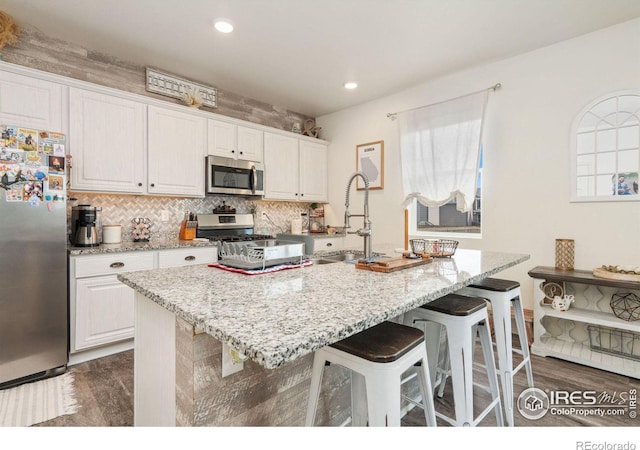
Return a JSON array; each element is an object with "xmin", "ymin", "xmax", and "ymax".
[{"xmin": 572, "ymin": 91, "xmax": 640, "ymax": 201}]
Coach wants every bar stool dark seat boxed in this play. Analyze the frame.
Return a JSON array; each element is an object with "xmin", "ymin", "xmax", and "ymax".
[
  {"xmin": 457, "ymin": 278, "xmax": 534, "ymax": 426},
  {"xmin": 305, "ymin": 321, "xmax": 437, "ymax": 427},
  {"xmin": 405, "ymin": 293, "xmax": 504, "ymax": 427}
]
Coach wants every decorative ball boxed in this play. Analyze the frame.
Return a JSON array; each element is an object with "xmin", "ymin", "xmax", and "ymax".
[{"xmin": 610, "ymin": 292, "xmax": 640, "ymax": 321}]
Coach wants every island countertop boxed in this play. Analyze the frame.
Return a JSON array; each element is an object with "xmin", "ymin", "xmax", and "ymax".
[{"xmin": 118, "ymin": 249, "xmax": 529, "ymax": 369}]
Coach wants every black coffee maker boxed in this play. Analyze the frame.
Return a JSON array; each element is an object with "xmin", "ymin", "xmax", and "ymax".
[{"xmin": 71, "ymin": 205, "xmax": 102, "ymax": 247}]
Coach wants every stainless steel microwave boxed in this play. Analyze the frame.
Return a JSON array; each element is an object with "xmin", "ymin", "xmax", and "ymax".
[{"xmin": 205, "ymin": 155, "xmax": 265, "ymax": 196}]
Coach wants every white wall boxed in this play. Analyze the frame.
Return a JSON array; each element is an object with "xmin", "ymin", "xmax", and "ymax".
[{"xmin": 317, "ymin": 18, "xmax": 640, "ymax": 309}]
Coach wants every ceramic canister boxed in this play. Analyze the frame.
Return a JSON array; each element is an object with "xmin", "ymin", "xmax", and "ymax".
[
  {"xmin": 290, "ymin": 218, "xmax": 302, "ymax": 234},
  {"xmin": 102, "ymin": 224, "xmax": 122, "ymax": 244}
]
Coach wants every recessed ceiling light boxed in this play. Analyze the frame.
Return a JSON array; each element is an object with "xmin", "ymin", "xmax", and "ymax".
[
  {"xmin": 344, "ymin": 81, "xmax": 358, "ymax": 90},
  {"xmin": 214, "ymin": 18, "xmax": 234, "ymax": 33}
]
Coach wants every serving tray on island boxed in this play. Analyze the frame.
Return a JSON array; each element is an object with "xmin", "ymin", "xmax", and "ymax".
[{"xmin": 356, "ymin": 256, "xmax": 432, "ymax": 273}]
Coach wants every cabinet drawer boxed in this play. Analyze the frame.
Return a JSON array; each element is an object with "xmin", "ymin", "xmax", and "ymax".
[
  {"xmin": 313, "ymin": 237, "xmax": 345, "ymax": 251},
  {"xmin": 74, "ymin": 252, "xmax": 155, "ymax": 278},
  {"xmin": 158, "ymin": 247, "xmax": 217, "ymax": 268}
]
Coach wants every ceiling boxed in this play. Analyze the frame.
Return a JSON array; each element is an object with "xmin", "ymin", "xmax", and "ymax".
[{"xmin": 3, "ymin": 0, "xmax": 640, "ymax": 117}]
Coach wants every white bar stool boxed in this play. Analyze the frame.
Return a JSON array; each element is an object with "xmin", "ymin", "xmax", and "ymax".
[
  {"xmin": 305, "ymin": 321, "xmax": 437, "ymax": 427},
  {"xmin": 406, "ymin": 294, "xmax": 504, "ymax": 427},
  {"xmin": 457, "ymin": 278, "xmax": 534, "ymax": 427}
]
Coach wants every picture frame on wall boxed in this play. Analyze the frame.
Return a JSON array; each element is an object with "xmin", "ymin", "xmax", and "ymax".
[{"xmin": 356, "ymin": 140, "xmax": 384, "ymax": 190}]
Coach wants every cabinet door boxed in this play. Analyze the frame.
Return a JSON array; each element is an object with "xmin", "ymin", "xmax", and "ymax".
[
  {"xmin": 148, "ymin": 105, "xmax": 206, "ymax": 197},
  {"xmin": 74, "ymin": 275, "xmax": 135, "ymax": 351},
  {"xmin": 237, "ymin": 126, "xmax": 264, "ymax": 162},
  {"xmin": 207, "ymin": 119, "xmax": 236, "ymax": 158},
  {"xmin": 69, "ymin": 88, "xmax": 147, "ymax": 193},
  {"xmin": 264, "ymin": 132, "xmax": 299, "ymax": 200},
  {"xmin": 0, "ymin": 70, "xmax": 64, "ymax": 131},
  {"xmin": 299, "ymin": 140, "xmax": 328, "ymax": 202}
]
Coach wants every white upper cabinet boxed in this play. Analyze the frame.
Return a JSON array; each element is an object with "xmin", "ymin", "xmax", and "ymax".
[
  {"xmin": 208, "ymin": 119, "xmax": 263, "ymax": 162},
  {"xmin": 299, "ymin": 140, "xmax": 328, "ymax": 203},
  {"xmin": 208, "ymin": 119, "xmax": 235, "ymax": 158},
  {"xmin": 264, "ymin": 132, "xmax": 300, "ymax": 200},
  {"xmin": 237, "ymin": 126, "xmax": 264, "ymax": 162},
  {"xmin": 0, "ymin": 71, "xmax": 64, "ymax": 131},
  {"xmin": 1, "ymin": 66, "xmax": 328, "ymax": 199},
  {"xmin": 148, "ymin": 105, "xmax": 206, "ymax": 197},
  {"xmin": 69, "ymin": 87, "xmax": 147, "ymax": 193},
  {"xmin": 70, "ymin": 90, "xmax": 205, "ymax": 197},
  {"xmin": 264, "ymin": 132, "xmax": 328, "ymax": 202}
]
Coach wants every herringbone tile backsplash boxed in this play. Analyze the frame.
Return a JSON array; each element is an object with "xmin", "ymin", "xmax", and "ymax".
[{"xmin": 68, "ymin": 192, "xmax": 314, "ymax": 241}]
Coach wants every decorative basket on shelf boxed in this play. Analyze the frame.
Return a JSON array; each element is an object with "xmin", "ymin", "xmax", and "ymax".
[{"xmin": 587, "ymin": 324, "xmax": 640, "ymax": 361}]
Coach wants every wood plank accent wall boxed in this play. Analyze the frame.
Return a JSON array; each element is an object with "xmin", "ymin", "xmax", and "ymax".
[
  {"xmin": 175, "ymin": 316, "xmax": 352, "ymax": 426},
  {"xmin": 1, "ymin": 24, "xmax": 314, "ymax": 132}
]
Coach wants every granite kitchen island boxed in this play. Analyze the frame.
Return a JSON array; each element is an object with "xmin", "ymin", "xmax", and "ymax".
[{"xmin": 118, "ymin": 248, "xmax": 529, "ymax": 426}]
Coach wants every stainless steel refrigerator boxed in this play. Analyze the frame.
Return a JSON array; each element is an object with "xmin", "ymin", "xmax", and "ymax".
[{"xmin": 0, "ymin": 125, "xmax": 68, "ymax": 389}]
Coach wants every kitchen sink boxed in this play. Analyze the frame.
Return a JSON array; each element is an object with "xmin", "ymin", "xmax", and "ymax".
[
  {"xmin": 311, "ymin": 252, "xmax": 359, "ymax": 265},
  {"xmin": 320, "ymin": 253, "xmax": 358, "ymax": 262},
  {"xmin": 311, "ymin": 252, "xmax": 389, "ymax": 265},
  {"xmin": 314, "ymin": 258, "xmax": 342, "ymax": 265}
]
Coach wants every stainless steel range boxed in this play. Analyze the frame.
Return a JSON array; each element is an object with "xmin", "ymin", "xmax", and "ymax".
[
  {"xmin": 197, "ymin": 214, "xmax": 305, "ymax": 270},
  {"xmin": 196, "ymin": 213, "xmax": 272, "ymax": 242}
]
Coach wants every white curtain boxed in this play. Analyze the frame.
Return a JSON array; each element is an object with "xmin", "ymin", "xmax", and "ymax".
[{"xmin": 398, "ymin": 90, "xmax": 488, "ymax": 212}]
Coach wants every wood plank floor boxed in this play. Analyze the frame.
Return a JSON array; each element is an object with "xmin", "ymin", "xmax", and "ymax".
[{"xmin": 31, "ymin": 346, "xmax": 639, "ymax": 427}]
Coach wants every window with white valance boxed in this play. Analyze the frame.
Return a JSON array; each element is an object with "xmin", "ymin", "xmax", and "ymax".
[{"xmin": 396, "ymin": 89, "xmax": 489, "ymax": 235}]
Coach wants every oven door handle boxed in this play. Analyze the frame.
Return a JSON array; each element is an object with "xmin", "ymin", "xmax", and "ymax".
[{"xmin": 250, "ymin": 165, "xmax": 257, "ymax": 194}]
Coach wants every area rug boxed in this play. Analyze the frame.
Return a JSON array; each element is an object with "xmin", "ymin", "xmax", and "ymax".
[{"xmin": 0, "ymin": 372, "xmax": 78, "ymax": 427}]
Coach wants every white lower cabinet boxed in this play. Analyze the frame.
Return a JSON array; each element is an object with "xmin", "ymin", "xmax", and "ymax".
[
  {"xmin": 69, "ymin": 247, "xmax": 216, "ymax": 364},
  {"xmin": 74, "ymin": 276, "xmax": 138, "ymax": 351}
]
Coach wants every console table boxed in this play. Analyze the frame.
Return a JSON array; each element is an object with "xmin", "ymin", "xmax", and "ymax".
[{"xmin": 528, "ymin": 266, "xmax": 640, "ymax": 378}]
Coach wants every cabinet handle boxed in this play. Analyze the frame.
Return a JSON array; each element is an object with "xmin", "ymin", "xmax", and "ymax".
[
  {"xmin": 239, "ymin": 151, "xmax": 243, "ymax": 155},
  {"xmin": 295, "ymin": 193, "xmax": 298, "ymax": 196},
  {"xmin": 231, "ymin": 150, "xmax": 235, "ymax": 154},
  {"xmin": 300, "ymin": 193, "xmax": 304, "ymax": 197},
  {"xmin": 184, "ymin": 255, "xmax": 196, "ymax": 261},
  {"xmin": 138, "ymin": 182, "xmax": 143, "ymax": 187},
  {"xmin": 110, "ymin": 262, "xmax": 125, "ymax": 268},
  {"xmin": 150, "ymin": 183, "xmax": 155, "ymax": 187},
  {"xmin": 326, "ymin": 243, "xmax": 332, "ymax": 247}
]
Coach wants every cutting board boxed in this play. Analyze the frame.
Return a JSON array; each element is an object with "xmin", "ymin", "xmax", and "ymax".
[
  {"xmin": 593, "ymin": 267, "xmax": 640, "ymax": 283},
  {"xmin": 356, "ymin": 256, "xmax": 431, "ymax": 273}
]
